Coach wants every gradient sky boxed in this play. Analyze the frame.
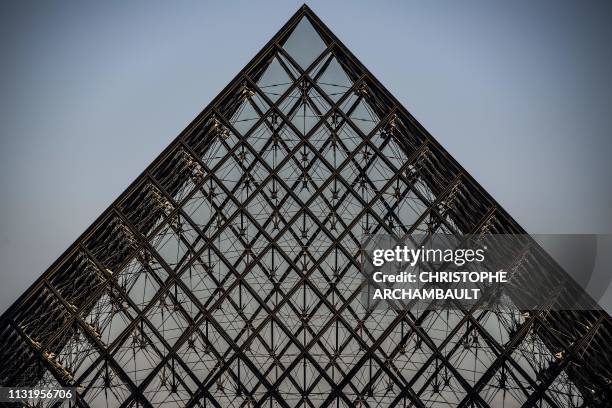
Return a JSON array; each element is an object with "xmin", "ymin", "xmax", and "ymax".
[{"xmin": 1, "ymin": 0, "xmax": 611, "ymax": 312}]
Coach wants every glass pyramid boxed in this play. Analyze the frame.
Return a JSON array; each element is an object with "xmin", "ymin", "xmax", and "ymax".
[{"xmin": 0, "ymin": 5, "xmax": 610, "ymax": 407}]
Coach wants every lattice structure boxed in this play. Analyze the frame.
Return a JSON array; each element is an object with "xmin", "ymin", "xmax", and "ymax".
[{"xmin": 1, "ymin": 5, "xmax": 611, "ymax": 407}]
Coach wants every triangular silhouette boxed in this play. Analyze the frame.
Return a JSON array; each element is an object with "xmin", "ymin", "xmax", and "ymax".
[{"xmin": 0, "ymin": 5, "xmax": 610, "ymax": 407}]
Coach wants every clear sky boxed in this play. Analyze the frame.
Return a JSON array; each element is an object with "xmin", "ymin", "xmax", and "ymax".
[{"xmin": 1, "ymin": 0, "xmax": 611, "ymax": 312}]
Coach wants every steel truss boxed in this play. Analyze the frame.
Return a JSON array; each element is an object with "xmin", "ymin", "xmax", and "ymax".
[{"xmin": 1, "ymin": 5, "xmax": 611, "ymax": 408}]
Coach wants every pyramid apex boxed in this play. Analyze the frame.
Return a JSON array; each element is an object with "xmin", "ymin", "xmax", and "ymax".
[{"xmin": 300, "ymin": 3, "xmax": 314, "ymax": 13}]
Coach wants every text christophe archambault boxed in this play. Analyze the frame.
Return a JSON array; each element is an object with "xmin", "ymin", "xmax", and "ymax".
[{"xmin": 368, "ymin": 246, "xmax": 507, "ymax": 301}]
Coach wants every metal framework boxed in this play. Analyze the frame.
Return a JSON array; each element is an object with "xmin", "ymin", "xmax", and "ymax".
[{"xmin": 1, "ymin": 5, "xmax": 611, "ymax": 407}]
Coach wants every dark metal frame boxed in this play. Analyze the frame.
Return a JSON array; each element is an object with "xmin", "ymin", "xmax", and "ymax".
[{"xmin": 1, "ymin": 5, "xmax": 610, "ymax": 407}]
